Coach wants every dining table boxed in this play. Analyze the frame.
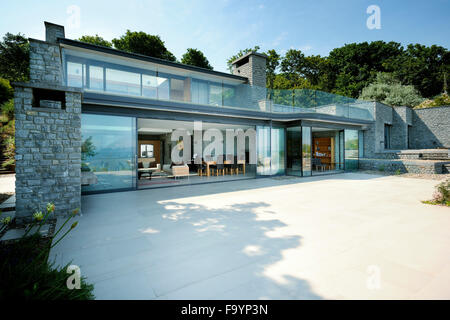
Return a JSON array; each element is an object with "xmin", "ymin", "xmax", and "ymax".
[{"xmin": 202, "ymin": 159, "xmax": 245, "ymax": 176}]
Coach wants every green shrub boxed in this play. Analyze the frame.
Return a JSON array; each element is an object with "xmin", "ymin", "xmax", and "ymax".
[
  {"xmin": 378, "ymin": 164, "xmax": 385, "ymax": 172},
  {"xmin": 433, "ymin": 179, "xmax": 450, "ymax": 204},
  {"xmin": 0, "ymin": 204, "xmax": 95, "ymax": 300},
  {"xmin": 359, "ymin": 72, "xmax": 424, "ymax": 107},
  {"xmin": 414, "ymin": 93, "xmax": 450, "ymax": 109},
  {"xmin": 1, "ymin": 99, "xmax": 14, "ymax": 120},
  {"xmin": 0, "ymin": 78, "xmax": 13, "ymax": 105}
]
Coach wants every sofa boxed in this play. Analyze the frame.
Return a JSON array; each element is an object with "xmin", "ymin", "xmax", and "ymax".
[{"xmin": 162, "ymin": 164, "xmax": 190, "ymax": 179}]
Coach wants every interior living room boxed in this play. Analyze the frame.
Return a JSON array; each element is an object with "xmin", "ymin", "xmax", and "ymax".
[
  {"xmin": 311, "ymin": 127, "xmax": 345, "ymax": 175},
  {"xmin": 137, "ymin": 118, "xmax": 256, "ymax": 189}
]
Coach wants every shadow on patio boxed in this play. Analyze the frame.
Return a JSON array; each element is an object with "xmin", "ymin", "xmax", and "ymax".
[{"xmin": 51, "ymin": 189, "xmax": 323, "ymax": 299}]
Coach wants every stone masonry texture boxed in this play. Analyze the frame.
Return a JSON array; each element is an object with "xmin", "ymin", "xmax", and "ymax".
[
  {"xmin": 14, "ymin": 23, "xmax": 82, "ymax": 220},
  {"xmin": 410, "ymin": 106, "xmax": 450, "ymax": 149},
  {"xmin": 14, "ymin": 85, "xmax": 82, "ymax": 220}
]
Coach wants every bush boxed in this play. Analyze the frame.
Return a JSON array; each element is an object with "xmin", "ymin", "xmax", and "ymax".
[
  {"xmin": 0, "ymin": 204, "xmax": 95, "ymax": 300},
  {"xmin": 359, "ymin": 73, "xmax": 424, "ymax": 107},
  {"xmin": 1, "ymin": 99, "xmax": 14, "ymax": 120},
  {"xmin": 0, "ymin": 78, "xmax": 13, "ymax": 105},
  {"xmin": 414, "ymin": 93, "xmax": 450, "ymax": 109}
]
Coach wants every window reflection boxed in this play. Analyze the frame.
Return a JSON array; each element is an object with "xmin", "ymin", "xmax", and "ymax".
[
  {"xmin": 89, "ymin": 66, "xmax": 103, "ymax": 91},
  {"xmin": 67, "ymin": 62, "xmax": 83, "ymax": 87},
  {"xmin": 81, "ymin": 114, "xmax": 136, "ymax": 193},
  {"xmin": 106, "ymin": 68, "xmax": 140, "ymax": 96},
  {"xmin": 170, "ymin": 78, "xmax": 185, "ymax": 101}
]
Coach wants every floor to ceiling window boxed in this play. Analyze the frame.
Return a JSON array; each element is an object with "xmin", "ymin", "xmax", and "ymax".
[
  {"xmin": 81, "ymin": 114, "xmax": 136, "ymax": 193},
  {"xmin": 344, "ymin": 129, "xmax": 359, "ymax": 170},
  {"xmin": 286, "ymin": 126, "xmax": 302, "ymax": 176},
  {"xmin": 270, "ymin": 127, "xmax": 285, "ymax": 175},
  {"xmin": 256, "ymin": 126, "xmax": 271, "ymax": 176},
  {"xmin": 311, "ymin": 127, "xmax": 344, "ymax": 175},
  {"xmin": 302, "ymin": 126, "xmax": 312, "ymax": 177},
  {"xmin": 137, "ymin": 118, "xmax": 256, "ymax": 189}
]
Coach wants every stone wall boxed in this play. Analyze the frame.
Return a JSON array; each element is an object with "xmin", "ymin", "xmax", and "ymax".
[
  {"xmin": 359, "ymin": 158, "xmax": 449, "ymax": 174},
  {"xmin": 14, "ymin": 84, "xmax": 82, "ymax": 220},
  {"xmin": 29, "ymin": 39, "xmax": 63, "ymax": 85},
  {"xmin": 13, "ymin": 22, "xmax": 83, "ymax": 220},
  {"xmin": 409, "ymin": 106, "xmax": 450, "ymax": 149},
  {"xmin": 391, "ymin": 106, "xmax": 412, "ymax": 149}
]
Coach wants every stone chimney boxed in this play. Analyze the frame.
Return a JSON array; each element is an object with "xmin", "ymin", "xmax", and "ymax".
[
  {"xmin": 45, "ymin": 21, "xmax": 65, "ymax": 43},
  {"xmin": 28, "ymin": 22, "xmax": 65, "ymax": 85},
  {"xmin": 231, "ymin": 52, "xmax": 268, "ymax": 111},
  {"xmin": 231, "ymin": 52, "xmax": 267, "ymax": 88}
]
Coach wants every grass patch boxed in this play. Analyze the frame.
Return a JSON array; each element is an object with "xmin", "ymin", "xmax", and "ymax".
[{"xmin": 421, "ymin": 200, "xmax": 450, "ymax": 207}]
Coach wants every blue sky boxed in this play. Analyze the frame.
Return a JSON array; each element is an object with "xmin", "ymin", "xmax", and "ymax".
[{"xmin": 1, "ymin": 0, "xmax": 449, "ymax": 72}]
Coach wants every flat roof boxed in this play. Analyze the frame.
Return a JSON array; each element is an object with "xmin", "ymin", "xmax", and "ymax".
[{"xmin": 58, "ymin": 38, "xmax": 249, "ymax": 83}]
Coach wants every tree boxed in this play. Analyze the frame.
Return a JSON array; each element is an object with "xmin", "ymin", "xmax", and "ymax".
[
  {"xmin": 327, "ymin": 41, "xmax": 404, "ymax": 98},
  {"xmin": 359, "ymin": 73, "xmax": 424, "ymax": 107},
  {"xmin": 265, "ymin": 49, "xmax": 280, "ymax": 90},
  {"xmin": 181, "ymin": 48, "xmax": 213, "ymax": 70},
  {"xmin": 388, "ymin": 44, "xmax": 450, "ymax": 98},
  {"xmin": 112, "ymin": 30, "xmax": 176, "ymax": 61},
  {"xmin": 226, "ymin": 46, "xmax": 260, "ymax": 72},
  {"xmin": 280, "ymin": 49, "xmax": 328, "ymax": 89},
  {"xmin": 0, "ymin": 33, "xmax": 29, "ymax": 82},
  {"xmin": 0, "ymin": 78, "xmax": 13, "ymax": 105},
  {"xmin": 78, "ymin": 35, "xmax": 112, "ymax": 48}
]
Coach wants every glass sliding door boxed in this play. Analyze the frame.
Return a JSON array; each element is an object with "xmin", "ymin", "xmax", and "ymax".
[
  {"xmin": 286, "ymin": 126, "xmax": 302, "ymax": 176},
  {"xmin": 270, "ymin": 127, "xmax": 285, "ymax": 175},
  {"xmin": 256, "ymin": 126, "xmax": 271, "ymax": 175},
  {"xmin": 302, "ymin": 126, "xmax": 312, "ymax": 176},
  {"xmin": 81, "ymin": 114, "xmax": 136, "ymax": 193},
  {"xmin": 344, "ymin": 129, "xmax": 359, "ymax": 171}
]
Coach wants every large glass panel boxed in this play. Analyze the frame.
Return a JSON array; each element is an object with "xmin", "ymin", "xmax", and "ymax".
[
  {"xmin": 157, "ymin": 75, "xmax": 170, "ymax": 100},
  {"xmin": 302, "ymin": 126, "xmax": 312, "ymax": 176},
  {"xmin": 257, "ymin": 126, "xmax": 271, "ymax": 175},
  {"xmin": 286, "ymin": 126, "xmax": 302, "ymax": 176},
  {"xmin": 89, "ymin": 65, "xmax": 104, "ymax": 91},
  {"xmin": 67, "ymin": 61, "xmax": 84, "ymax": 87},
  {"xmin": 223, "ymin": 85, "xmax": 236, "ymax": 107},
  {"xmin": 142, "ymin": 74, "xmax": 158, "ymax": 98},
  {"xmin": 81, "ymin": 114, "xmax": 136, "ymax": 192},
  {"xmin": 344, "ymin": 129, "xmax": 359, "ymax": 170},
  {"xmin": 271, "ymin": 127, "xmax": 285, "ymax": 175},
  {"xmin": 191, "ymin": 79, "xmax": 208, "ymax": 104},
  {"xmin": 358, "ymin": 130, "xmax": 364, "ymax": 158},
  {"xmin": 209, "ymin": 83, "xmax": 223, "ymax": 106},
  {"xmin": 170, "ymin": 78, "xmax": 185, "ymax": 101},
  {"xmin": 105, "ymin": 68, "xmax": 140, "ymax": 96}
]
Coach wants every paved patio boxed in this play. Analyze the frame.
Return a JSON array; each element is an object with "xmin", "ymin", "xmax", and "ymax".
[{"xmin": 50, "ymin": 173, "xmax": 450, "ymax": 299}]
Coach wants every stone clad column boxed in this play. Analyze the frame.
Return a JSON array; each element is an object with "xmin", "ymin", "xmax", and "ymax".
[
  {"xmin": 13, "ymin": 21, "xmax": 82, "ymax": 221},
  {"xmin": 14, "ymin": 83, "xmax": 82, "ymax": 221}
]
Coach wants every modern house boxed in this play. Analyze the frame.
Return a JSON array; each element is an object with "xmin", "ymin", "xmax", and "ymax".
[{"xmin": 13, "ymin": 22, "xmax": 450, "ymax": 220}]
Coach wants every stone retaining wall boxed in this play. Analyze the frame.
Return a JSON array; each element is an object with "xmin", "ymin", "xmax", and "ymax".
[{"xmin": 359, "ymin": 158, "xmax": 449, "ymax": 174}]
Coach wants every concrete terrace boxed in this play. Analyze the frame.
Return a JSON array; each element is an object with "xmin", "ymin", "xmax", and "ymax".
[{"xmin": 50, "ymin": 173, "xmax": 450, "ymax": 299}]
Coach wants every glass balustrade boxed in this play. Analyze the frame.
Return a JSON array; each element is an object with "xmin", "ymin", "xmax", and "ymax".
[{"xmin": 64, "ymin": 50, "xmax": 374, "ymax": 121}]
